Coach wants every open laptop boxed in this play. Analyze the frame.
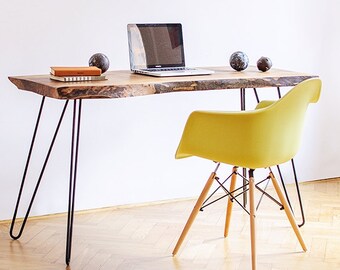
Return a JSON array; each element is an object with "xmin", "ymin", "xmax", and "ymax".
[{"xmin": 127, "ymin": 23, "xmax": 214, "ymax": 77}]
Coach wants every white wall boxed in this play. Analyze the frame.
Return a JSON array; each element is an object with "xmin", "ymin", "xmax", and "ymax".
[{"xmin": 0, "ymin": 0, "xmax": 339, "ymax": 220}]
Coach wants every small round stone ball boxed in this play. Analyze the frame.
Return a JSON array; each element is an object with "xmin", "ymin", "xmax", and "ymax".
[
  {"xmin": 229, "ymin": 51, "xmax": 249, "ymax": 71},
  {"xmin": 89, "ymin": 53, "xmax": 110, "ymax": 73},
  {"xmin": 257, "ymin": 56, "xmax": 272, "ymax": 72}
]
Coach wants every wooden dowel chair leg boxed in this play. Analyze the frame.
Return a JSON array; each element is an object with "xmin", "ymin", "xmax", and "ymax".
[
  {"xmin": 224, "ymin": 166, "xmax": 238, "ymax": 237},
  {"xmin": 172, "ymin": 170, "xmax": 218, "ymax": 256},
  {"xmin": 269, "ymin": 171, "xmax": 307, "ymax": 252},
  {"xmin": 249, "ymin": 170, "xmax": 257, "ymax": 270}
]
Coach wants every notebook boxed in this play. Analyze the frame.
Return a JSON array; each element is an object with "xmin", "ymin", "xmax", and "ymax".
[{"xmin": 127, "ymin": 23, "xmax": 214, "ymax": 77}]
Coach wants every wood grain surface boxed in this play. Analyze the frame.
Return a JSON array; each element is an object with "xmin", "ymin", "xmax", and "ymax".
[
  {"xmin": 8, "ymin": 66, "xmax": 317, "ymax": 100},
  {"xmin": 1, "ymin": 178, "xmax": 339, "ymax": 269}
]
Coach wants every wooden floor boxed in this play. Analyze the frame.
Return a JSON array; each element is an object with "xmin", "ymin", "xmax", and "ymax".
[{"xmin": 1, "ymin": 177, "xmax": 340, "ymax": 270}]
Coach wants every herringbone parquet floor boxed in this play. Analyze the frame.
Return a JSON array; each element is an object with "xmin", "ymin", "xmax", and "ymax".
[{"xmin": 1, "ymin": 178, "xmax": 340, "ymax": 270}]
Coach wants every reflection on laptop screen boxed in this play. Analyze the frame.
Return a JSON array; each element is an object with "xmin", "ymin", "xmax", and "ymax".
[{"xmin": 128, "ymin": 23, "xmax": 185, "ymax": 69}]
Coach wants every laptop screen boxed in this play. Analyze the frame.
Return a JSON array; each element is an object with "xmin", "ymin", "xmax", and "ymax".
[{"xmin": 128, "ymin": 23, "xmax": 185, "ymax": 70}]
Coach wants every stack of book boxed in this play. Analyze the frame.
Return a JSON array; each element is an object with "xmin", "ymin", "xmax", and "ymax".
[{"xmin": 50, "ymin": 66, "xmax": 106, "ymax": 82}]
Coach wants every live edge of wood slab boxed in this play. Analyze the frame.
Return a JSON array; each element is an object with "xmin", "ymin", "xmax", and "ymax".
[{"xmin": 8, "ymin": 66, "xmax": 317, "ymax": 100}]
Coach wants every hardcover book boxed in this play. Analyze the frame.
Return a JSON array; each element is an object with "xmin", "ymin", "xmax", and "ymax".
[
  {"xmin": 50, "ymin": 74, "xmax": 106, "ymax": 82},
  {"xmin": 50, "ymin": 66, "xmax": 102, "ymax": 76}
]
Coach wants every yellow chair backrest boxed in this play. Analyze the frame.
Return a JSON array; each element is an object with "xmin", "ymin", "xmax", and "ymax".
[{"xmin": 175, "ymin": 78, "xmax": 322, "ymax": 169}]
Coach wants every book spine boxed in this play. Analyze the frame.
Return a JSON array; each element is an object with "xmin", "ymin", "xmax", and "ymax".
[{"xmin": 51, "ymin": 70, "xmax": 102, "ymax": 76}]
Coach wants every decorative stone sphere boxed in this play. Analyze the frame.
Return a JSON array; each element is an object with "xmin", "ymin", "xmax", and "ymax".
[
  {"xmin": 257, "ymin": 56, "xmax": 272, "ymax": 72},
  {"xmin": 89, "ymin": 53, "xmax": 110, "ymax": 73},
  {"xmin": 229, "ymin": 51, "xmax": 249, "ymax": 71}
]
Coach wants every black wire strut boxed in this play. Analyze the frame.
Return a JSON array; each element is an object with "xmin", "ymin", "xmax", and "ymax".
[
  {"xmin": 66, "ymin": 99, "xmax": 82, "ymax": 265},
  {"xmin": 200, "ymin": 168, "xmax": 284, "ymax": 216},
  {"xmin": 10, "ymin": 97, "xmax": 69, "ymax": 239},
  {"xmin": 253, "ymin": 87, "xmax": 306, "ymax": 227},
  {"xmin": 200, "ymin": 86, "xmax": 306, "ymax": 227}
]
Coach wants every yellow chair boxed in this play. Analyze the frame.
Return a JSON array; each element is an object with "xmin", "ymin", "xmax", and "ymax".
[{"xmin": 172, "ymin": 78, "xmax": 322, "ymax": 270}]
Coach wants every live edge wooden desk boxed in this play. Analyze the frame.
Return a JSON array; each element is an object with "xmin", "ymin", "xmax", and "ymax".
[{"xmin": 8, "ymin": 66, "xmax": 317, "ymax": 265}]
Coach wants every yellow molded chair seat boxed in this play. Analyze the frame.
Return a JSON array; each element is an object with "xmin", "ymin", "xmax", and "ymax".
[
  {"xmin": 176, "ymin": 79, "xmax": 321, "ymax": 168},
  {"xmin": 172, "ymin": 78, "xmax": 322, "ymax": 270}
]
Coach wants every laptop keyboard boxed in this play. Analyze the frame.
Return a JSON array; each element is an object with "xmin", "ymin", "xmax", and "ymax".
[{"xmin": 146, "ymin": 67, "xmax": 194, "ymax": 72}]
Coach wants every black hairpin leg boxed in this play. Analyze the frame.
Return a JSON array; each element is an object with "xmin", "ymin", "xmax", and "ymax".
[
  {"xmin": 66, "ymin": 99, "xmax": 82, "ymax": 265},
  {"xmin": 253, "ymin": 88, "xmax": 292, "ymax": 209},
  {"xmin": 291, "ymin": 159, "xmax": 305, "ymax": 227},
  {"xmin": 240, "ymin": 88, "xmax": 247, "ymax": 207},
  {"xmin": 253, "ymin": 87, "xmax": 305, "ymax": 227},
  {"xmin": 276, "ymin": 87, "xmax": 305, "ymax": 227},
  {"xmin": 253, "ymin": 88, "xmax": 260, "ymax": 103},
  {"xmin": 10, "ymin": 97, "xmax": 69, "ymax": 239}
]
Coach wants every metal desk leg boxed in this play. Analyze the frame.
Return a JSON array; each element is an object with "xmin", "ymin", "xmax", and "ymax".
[
  {"xmin": 200, "ymin": 87, "xmax": 249, "ymax": 208},
  {"xmin": 290, "ymin": 159, "xmax": 305, "ymax": 227},
  {"xmin": 253, "ymin": 87, "xmax": 306, "ymax": 227},
  {"xmin": 66, "ymin": 99, "xmax": 82, "ymax": 265},
  {"xmin": 276, "ymin": 87, "xmax": 305, "ymax": 227},
  {"xmin": 10, "ymin": 97, "xmax": 69, "ymax": 239},
  {"xmin": 240, "ymin": 88, "xmax": 247, "ymax": 207},
  {"xmin": 253, "ymin": 87, "xmax": 293, "ymax": 210}
]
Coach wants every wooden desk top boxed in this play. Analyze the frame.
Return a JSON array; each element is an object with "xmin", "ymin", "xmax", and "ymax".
[{"xmin": 8, "ymin": 66, "xmax": 317, "ymax": 100}]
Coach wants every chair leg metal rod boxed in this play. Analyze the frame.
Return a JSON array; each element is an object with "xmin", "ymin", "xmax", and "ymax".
[
  {"xmin": 10, "ymin": 98, "xmax": 69, "ymax": 239},
  {"xmin": 66, "ymin": 99, "xmax": 82, "ymax": 265},
  {"xmin": 255, "ymin": 178, "xmax": 270, "ymax": 211},
  {"xmin": 202, "ymin": 182, "xmax": 250, "ymax": 211},
  {"xmin": 200, "ymin": 194, "xmax": 228, "ymax": 211},
  {"xmin": 215, "ymin": 177, "xmax": 250, "ymax": 215},
  {"xmin": 255, "ymin": 184, "xmax": 283, "ymax": 209},
  {"xmin": 200, "ymin": 173, "xmax": 250, "ymax": 211},
  {"xmin": 200, "ymin": 171, "xmax": 234, "ymax": 210}
]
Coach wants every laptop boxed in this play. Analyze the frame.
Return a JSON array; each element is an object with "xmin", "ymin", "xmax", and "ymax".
[{"xmin": 127, "ymin": 23, "xmax": 214, "ymax": 77}]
